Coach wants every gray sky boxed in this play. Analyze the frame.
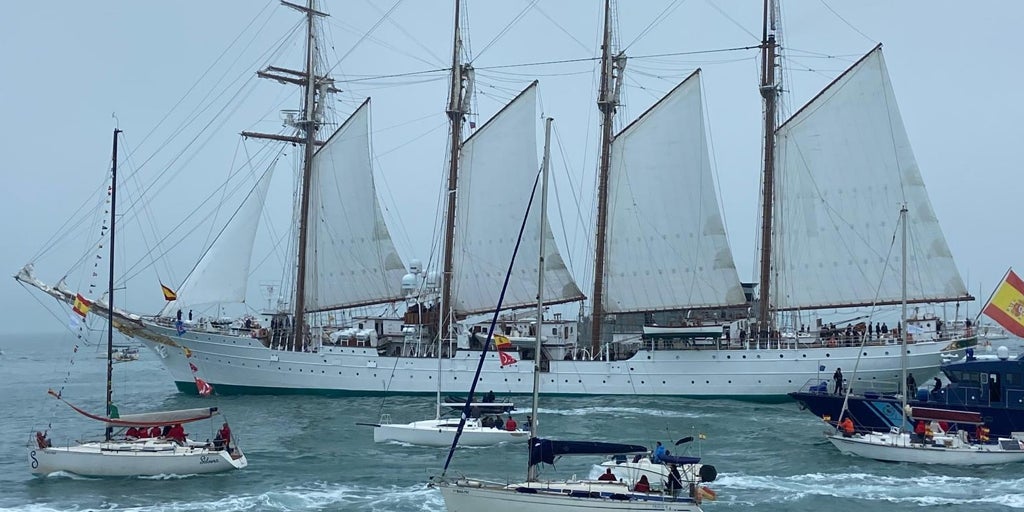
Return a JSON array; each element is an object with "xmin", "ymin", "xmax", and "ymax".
[{"xmin": 3, "ymin": 1, "xmax": 1020, "ymax": 334}]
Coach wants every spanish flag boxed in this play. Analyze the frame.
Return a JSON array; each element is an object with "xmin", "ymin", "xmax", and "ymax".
[
  {"xmin": 494, "ymin": 333, "xmax": 512, "ymax": 349},
  {"xmin": 72, "ymin": 293, "xmax": 92, "ymax": 318},
  {"xmin": 160, "ymin": 283, "xmax": 177, "ymax": 301},
  {"xmin": 983, "ymin": 269, "xmax": 1024, "ymax": 338}
]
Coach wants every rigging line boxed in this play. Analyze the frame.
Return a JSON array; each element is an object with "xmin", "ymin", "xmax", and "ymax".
[
  {"xmin": 321, "ymin": 0, "xmax": 407, "ymax": 77},
  {"xmin": 359, "ymin": 0, "xmax": 446, "ymax": 67},
  {"xmin": 532, "ymin": 3, "xmax": 593, "ymax": 55},
  {"xmin": 118, "ymin": 146, "xmax": 282, "ymax": 284},
  {"xmin": 124, "ymin": 2, "xmax": 284, "ymax": 167},
  {"xmin": 470, "ymin": 0, "xmax": 540, "ymax": 64},
  {"xmin": 621, "ymin": 0, "xmax": 686, "ymax": 53},
  {"xmin": 551, "ymin": 125, "xmax": 586, "ymax": 281},
  {"xmin": 817, "ymin": 0, "xmax": 876, "ymax": 45}
]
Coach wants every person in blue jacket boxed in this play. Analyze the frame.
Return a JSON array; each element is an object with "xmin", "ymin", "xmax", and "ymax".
[{"xmin": 652, "ymin": 441, "xmax": 667, "ymax": 463}]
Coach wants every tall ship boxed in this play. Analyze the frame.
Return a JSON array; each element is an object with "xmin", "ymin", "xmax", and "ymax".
[{"xmin": 17, "ymin": 0, "xmax": 974, "ymax": 399}]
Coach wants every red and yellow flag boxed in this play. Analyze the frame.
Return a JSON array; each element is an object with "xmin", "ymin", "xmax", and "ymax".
[
  {"xmin": 160, "ymin": 283, "xmax": 177, "ymax": 301},
  {"xmin": 72, "ymin": 294, "xmax": 92, "ymax": 318},
  {"xmin": 494, "ymin": 334, "xmax": 512, "ymax": 349},
  {"xmin": 983, "ymin": 269, "xmax": 1024, "ymax": 338}
]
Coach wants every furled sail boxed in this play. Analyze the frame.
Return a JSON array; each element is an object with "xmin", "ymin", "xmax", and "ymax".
[
  {"xmin": 603, "ymin": 71, "xmax": 746, "ymax": 313},
  {"xmin": 161, "ymin": 163, "xmax": 275, "ymax": 315},
  {"xmin": 773, "ymin": 45, "xmax": 970, "ymax": 310},
  {"xmin": 453, "ymin": 82, "xmax": 585, "ymax": 315},
  {"xmin": 303, "ymin": 99, "xmax": 407, "ymax": 311}
]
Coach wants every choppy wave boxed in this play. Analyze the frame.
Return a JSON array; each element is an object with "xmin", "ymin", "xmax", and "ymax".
[
  {"xmin": 714, "ymin": 471, "xmax": 1024, "ymax": 508},
  {"xmin": 0, "ymin": 483, "xmax": 444, "ymax": 512}
]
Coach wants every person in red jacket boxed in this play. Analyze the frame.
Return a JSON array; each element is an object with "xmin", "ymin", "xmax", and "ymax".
[
  {"xmin": 168, "ymin": 423, "xmax": 187, "ymax": 444},
  {"xmin": 505, "ymin": 415, "xmax": 518, "ymax": 431}
]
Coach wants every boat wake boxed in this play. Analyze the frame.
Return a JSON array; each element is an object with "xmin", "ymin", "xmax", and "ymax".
[{"xmin": 714, "ymin": 472, "xmax": 1024, "ymax": 507}]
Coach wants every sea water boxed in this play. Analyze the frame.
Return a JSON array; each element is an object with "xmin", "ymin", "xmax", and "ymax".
[{"xmin": 2, "ymin": 332, "xmax": 1023, "ymax": 511}]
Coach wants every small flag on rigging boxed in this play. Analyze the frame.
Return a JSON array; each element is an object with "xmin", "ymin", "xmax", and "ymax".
[
  {"xmin": 160, "ymin": 283, "xmax": 178, "ymax": 301},
  {"xmin": 72, "ymin": 293, "xmax": 92, "ymax": 318}
]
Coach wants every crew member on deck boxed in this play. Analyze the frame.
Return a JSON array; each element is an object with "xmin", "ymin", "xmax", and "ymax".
[
  {"xmin": 653, "ymin": 441, "xmax": 667, "ymax": 463},
  {"xmin": 505, "ymin": 415, "xmax": 517, "ymax": 431},
  {"xmin": 598, "ymin": 468, "xmax": 617, "ymax": 481},
  {"xmin": 839, "ymin": 417, "xmax": 855, "ymax": 437}
]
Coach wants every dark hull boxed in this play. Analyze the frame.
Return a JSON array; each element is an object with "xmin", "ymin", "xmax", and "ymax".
[{"xmin": 790, "ymin": 390, "xmax": 1024, "ymax": 438}]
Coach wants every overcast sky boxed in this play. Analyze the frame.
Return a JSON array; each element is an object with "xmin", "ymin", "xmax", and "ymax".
[{"xmin": 3, "ymin": 1, "xmax": 1020, "ymax": 334}]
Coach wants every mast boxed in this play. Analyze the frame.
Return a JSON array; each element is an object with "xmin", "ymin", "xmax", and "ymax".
[
  {"xmin": 440, "ymin": 0, "xmax": 467, "ymax": 341},
  {"xmin": 105, "ymin": 127, "xmax": 121, "ymax": 441},
  {"xmin": 529, "ymin": 117, "xmax": 553, "ymax": 482},
  {"xmin": 900, "ymin": 205, "xmax": 908, "ymax": 416},
  {"xmin": 241, "ymin": 1, "xmax": 330, "ymax": 351},
  {"xmin": 291, "ymin": 0, "xmax": 320, "ymax": 349},
  {"xmin": 756, "ymin": 0, "xmax": 779, "ymax": 338},
  {"xmin": 591, "ymin": 0, "xmax": 624, "ymax": 354}
]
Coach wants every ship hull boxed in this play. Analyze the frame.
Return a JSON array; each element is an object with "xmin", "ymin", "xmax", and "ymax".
[{"xmin": 135, "ymin": 322, "xmax": 965, "ymax": 400}]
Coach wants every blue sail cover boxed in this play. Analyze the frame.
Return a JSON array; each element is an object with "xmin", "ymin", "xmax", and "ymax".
[{"xmin": 529, "ymin": 438, "xmax": 649, "ymax": 467}]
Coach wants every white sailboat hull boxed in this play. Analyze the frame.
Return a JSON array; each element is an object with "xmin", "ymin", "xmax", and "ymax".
[
  {"xmin": 136, "ymin": 321, "xmax": 961, "ymax": 398},
  {"xmin": 827, "ymin": 432, "xmax": 1024, "ymax": 465},
  {"xmin": 29, "ymin": 440, "xmax": 247, "ymax": 477},
  {"xmin": 373, "ymin": 418, "xmax": 528, "ymax": 447},
  {"xmin": 436, "ymin": 478, "xmax": 702, "ymax": 512}
]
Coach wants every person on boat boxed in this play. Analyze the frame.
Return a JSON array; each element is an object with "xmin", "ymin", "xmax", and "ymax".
[
  {"xmin": 168, "ymin": 423, "xmax": 186, "ymax": 445},
  {"xmin": 149, "ymin": 425, "xmax": 162, "ymax": 438},
  {"xmin": 598, "ymin": 468, "xmax": 617, "ymax": 481},
  {"xmin": 666, "ymin": 464, "xmax": 683, "ymax": 496},
  {"xmin": 634, "ymin": 474, "xmax": 652, "ymax": 493},
  {"xmin": 126, "ymin": 426, "xmax": 140, "ymax": 440},
  {"xmin": 833, "ymin": 368, "xmax": 844, "ymax": 395},
  {"xmin": 215, "ymin": 422, "xmax": 232, "ymax": 452},
  {"xmin": 652, "ymin": 441, "xmax": 667, "ymax": 463},
  {"xmin": 35, "ymin": 431, "xmax": 51, "ymax": 449},
  {"xmin": 906, "ymin": 373, "xmax": 917, "ymax": 394},
  {"xmin": 839, "ymin": 417, "xmax": 855, "ymax": 437},
  {"xmin": 914, "ymin": 420, "xmax": 927, "ymax": 443},
  {"xmin": 483, "ymin": 390, "xmax": 495, "ymax": 403},
  {"xmin": 932, "ymin": 377, "xmax": 943, "ymax": 394},
  {"xmin": 505, "ymin": 415, "xmax": 517, "ymax": 431},
  {"xmin": 524, "ymin": 415, "xmax": 532, "ymax": 430}
]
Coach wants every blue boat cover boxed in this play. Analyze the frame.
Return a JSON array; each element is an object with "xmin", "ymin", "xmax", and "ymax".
[{"xmin": 529, "ymin": 438, "xmax": 648, "ymax": 467}]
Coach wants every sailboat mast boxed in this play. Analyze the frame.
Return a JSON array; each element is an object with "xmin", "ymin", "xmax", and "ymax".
[
  {"xmin": 591, "ymin": 0, "xmax": 617, "ymax": 354},
  {"xmin": 529, "ymin": 117, "xmax": 553, "ymax": 482},
  {"xmin": 900, "ymin": 205, "xmax": 908, "ymax": 413},
  {"xmin": 292, "ymin": 0, "xmax": 320, "ymax": 349},
  {"xmin": 106, "ymin": 127, "xmax": 121, "ymax": 441},
  {"xmin": 756, "ymin": 0, "xmax": 779, "ymax": 336},
  {"xmin": 441, "ymin": 0, "xmax": 465, "ymax": 341}
]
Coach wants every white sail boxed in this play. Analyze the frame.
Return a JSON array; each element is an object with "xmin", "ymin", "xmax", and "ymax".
[
  {"xmin": 304, "ymin": 99, "xmax": 407, "ymax": 311},
  {"xmin": 603, "ymin": 72, "xmax": 745, "ymax": 313},
  {"xmin": 453, "ymin": 83, "xmax": 585, "ymax": 315},
  {"xmin": 161, "ymin": 164, "xmax": 275, "ymax": 315},
  {"xmin": 773, "ymin": 46, "xmax": 969, "ymax": 310}
]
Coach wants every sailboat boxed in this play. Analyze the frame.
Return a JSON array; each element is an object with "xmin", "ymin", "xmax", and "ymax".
[
  {"xmin": 433, "ymin": 115, "xmax": 704, "ymax": 511},
  {"xmin": 825, "ymin": 208, "xmax": 1024, "ymax": 465},
  {"xmin": 28, "ymin": 129, "xmax": 247, "ymax": 478},
  {"xmin": 793, "ymin": 268, "xmax": 1024, "ymax": 438},
  {"xmin": 15, "ymin": 1, "xmax": 972, "ymax": 400}
]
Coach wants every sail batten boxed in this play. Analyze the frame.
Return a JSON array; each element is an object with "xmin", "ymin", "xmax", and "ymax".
[
  {"xmin": 773, "ymin": 47, "xmax": 969, "ymax": 311},
  {"xmin": 603, "ymin": 72, "xmax": 746, "ymax": 313},
  {"xmin": 452, "ymin": 83, "xmax": 585, "ymax": 315},
  {"xmin": 304, "ymin": 99, "xmax": 407, "ymax": 310}
]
